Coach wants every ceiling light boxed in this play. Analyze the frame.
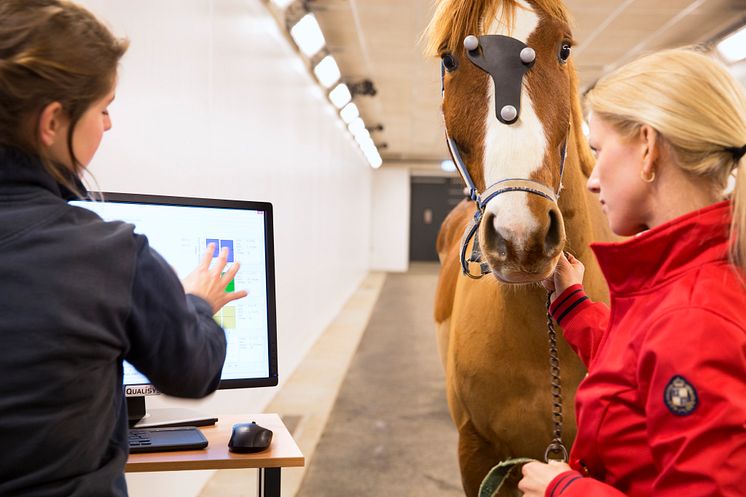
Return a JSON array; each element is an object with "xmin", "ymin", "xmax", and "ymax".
[
  {"xmin": 441, "ymin": 160, "xmax": 456, "ymax": 172},
  {"xmin": 348, "ymin": 117, "xmax": 365, "ymax": 134},
  {"xmin": 353, "ymin": 128, "xmax": 371, "ymax": 144},
  {"xmin": 717, "ymin": 24, "xmax": 746, "ymax": 63},
  {"xmin": 270, "ymin": 0, "xmax": 295, "ymax": 9},
  {"xmin": 340, "ymin": 103, "xmax": 360, "ymax": 124},
  {"xmin": 356, "ymin": 134, "xmax": 374, "ymax": 149},
  {"xmin": 360, "ymin": 141, "xmax": 382, "ymax": 169},
  {"xmin": 313, "ymin": 55, "xmax": 341, "ymax": 89},
  {"xmin": 367, "ymin": 152, "xmax": 383, "ymax": 169},
  {"xmin": 290, "ymin": 14, "xmax": 325, "ymax": 58},
  {"xmin": 329, "ymin": 83, "xmax": 351, "ymax": 109},
  {"xmin": 359, "ymin": 138, "xmax": 375, "ymax": 152}
]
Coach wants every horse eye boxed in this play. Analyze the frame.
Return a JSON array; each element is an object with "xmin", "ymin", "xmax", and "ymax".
[
  {"xmin": 442, "ymin": 53, "xmax": 459, "ymax": 72},
  {"xmin": 558, "ymin": 44, "xmax": 571, "ymax": 63}
]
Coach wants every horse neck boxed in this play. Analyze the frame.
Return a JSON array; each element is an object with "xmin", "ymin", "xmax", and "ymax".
[{"xmin": 557, "ymin": 96, "xmax": 614, "ymax": 302}]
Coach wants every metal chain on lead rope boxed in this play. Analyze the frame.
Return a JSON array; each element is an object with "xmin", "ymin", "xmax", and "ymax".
[
  {"xmin": 544, "ymin": 292, "xmax": 568, "ymax": 463},
  {"xmin": 476, "ymin": 293, "xmax": 570, "ymax": 496},
  {"xmin": 475, "ymin": 288, "xmax": 567, "ymax": 497}
]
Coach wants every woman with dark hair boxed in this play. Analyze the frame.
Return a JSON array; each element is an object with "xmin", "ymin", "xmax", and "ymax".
[{"xmin": 0, "ymin": 2, "xmax": 247, "ymax": 495}]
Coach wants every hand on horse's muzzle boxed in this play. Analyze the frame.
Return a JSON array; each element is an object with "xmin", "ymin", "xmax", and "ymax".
[{"xmin": 542, "ymin": 252, "xmax": 585, "ymax": 303}]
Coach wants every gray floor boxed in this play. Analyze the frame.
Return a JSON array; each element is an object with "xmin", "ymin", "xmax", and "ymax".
[{"xmin": 296, "ymin": 263, "xmax": 464, "ymax": 497}]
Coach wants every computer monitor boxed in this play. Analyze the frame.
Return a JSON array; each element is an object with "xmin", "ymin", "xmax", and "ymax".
[{"xmin": 71, "ymin": 193, "xmax": 278, "ymax": 427}]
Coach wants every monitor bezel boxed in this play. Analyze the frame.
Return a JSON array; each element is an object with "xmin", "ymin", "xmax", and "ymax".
[{"xmin": 87, "ymin": 191, "xmax": 279, "ymax": 391}]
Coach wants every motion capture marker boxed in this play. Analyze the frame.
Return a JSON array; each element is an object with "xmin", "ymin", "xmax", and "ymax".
[
  {"xmin": 464, "ymin": 35, "xmax": 479, "ymax": 52},
  {"xmin": 500, "ymin": 105, "xmax": 518, "ymax": 122},
  {"xmin": 664, "ymin": 375, "xmax": 698, "ymax": 416},
  {"xmin": 520, "ymin": 47, "xmax": 536, "ymax": 64}
]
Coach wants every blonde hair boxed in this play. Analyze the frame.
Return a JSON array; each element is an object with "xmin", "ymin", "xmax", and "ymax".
[{"xmin": 585, "ymin": 48, "xmax": 746, "ymax": 274}]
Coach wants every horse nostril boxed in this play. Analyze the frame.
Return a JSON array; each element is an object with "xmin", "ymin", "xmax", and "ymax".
[
  {"xmin": 544, "ymin": 208, "xmax": 562, "ymax": 256},
  {"xmin": 494, "ymin": 229, "xmax": 508, "ymax": 260},
  {"xmin": 483, "ymin": 212, "xmax": 508, "ymax": 260}
]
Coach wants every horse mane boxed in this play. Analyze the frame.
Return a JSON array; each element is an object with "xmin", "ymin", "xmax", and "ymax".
[
  {"xmin": 568, "ymin": 59, "xmax": 596, "ymax": 177},
  {"xmin": 424, "ymin": 0, "xmax": 571, "ymax": 56}
]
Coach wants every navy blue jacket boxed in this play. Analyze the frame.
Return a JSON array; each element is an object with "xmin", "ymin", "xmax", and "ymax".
[{"xmin": 0, "ymin": 147, "xmax": 227, "ymax": 496}]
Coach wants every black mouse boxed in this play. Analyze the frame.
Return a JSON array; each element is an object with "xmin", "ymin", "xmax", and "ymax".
[{"xmin": 228, "ymin": 421, "xmax": 273, "ymax": 453}]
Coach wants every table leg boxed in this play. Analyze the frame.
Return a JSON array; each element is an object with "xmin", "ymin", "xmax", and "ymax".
[{"xmin": 257, "ymin": 467, "xmax": 281, "ymax": 497}]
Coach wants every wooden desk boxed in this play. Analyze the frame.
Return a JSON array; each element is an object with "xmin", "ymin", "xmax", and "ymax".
[{"xmin": 126, "ymin": 413, "xmax": 304, "ymax": 497}]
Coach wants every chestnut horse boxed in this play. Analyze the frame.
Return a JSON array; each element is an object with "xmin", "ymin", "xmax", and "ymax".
[{"xmin": 425, "ymin": 1, "xmax": 613, "ymax": 495}]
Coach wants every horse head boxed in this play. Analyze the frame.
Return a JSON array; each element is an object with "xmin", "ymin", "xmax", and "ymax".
[{"xmin": 428, "ymin": 0, "xmax": 579, "ymax": 283}]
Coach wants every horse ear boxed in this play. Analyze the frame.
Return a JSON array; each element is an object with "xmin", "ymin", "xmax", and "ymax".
[{"xmin": 568, "ymin": 60, "xmax": 595, "ymax": 178}]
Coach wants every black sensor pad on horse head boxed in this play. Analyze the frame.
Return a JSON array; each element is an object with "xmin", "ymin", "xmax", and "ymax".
[{"xmin": 465, "ymin": 34, "xmax": 535, "ymax": 125}]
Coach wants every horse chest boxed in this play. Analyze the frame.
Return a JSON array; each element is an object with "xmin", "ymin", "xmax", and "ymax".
[{"xmin": 448, "ymin": 290, "xmax": 552, "ymax": 394}]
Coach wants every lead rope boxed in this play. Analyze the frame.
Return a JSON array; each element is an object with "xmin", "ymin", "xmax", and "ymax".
[{"xmin": 544, "ymin": 292, "xmax": 568, "ymax": 463}]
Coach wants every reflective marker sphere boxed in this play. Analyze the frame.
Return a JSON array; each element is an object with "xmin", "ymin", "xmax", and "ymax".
[
  {"xmin": 464, "ymin": 35, "xmax": 479, "ymax": 51},
  {"xmin": 520, "ymin": 47, "xmax": 536, "ymax": 64},
  {"xmin": 500, "ymin": 105, "xmax": 518, "ymax": 122}
]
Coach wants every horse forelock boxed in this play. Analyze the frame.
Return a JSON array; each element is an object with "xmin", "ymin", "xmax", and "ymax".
[
  {"xmin": 424, "ymin": 0, "xmax": 570, "ymax": 57},
  {"xmin": 425, "ymin": 0, "xmax": 507, "ymax": 56}
]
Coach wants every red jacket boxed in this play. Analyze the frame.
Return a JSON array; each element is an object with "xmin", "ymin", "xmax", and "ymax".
[{"xmin": 546, "ymin": 201, "xmax": 746, "ymax": 497}]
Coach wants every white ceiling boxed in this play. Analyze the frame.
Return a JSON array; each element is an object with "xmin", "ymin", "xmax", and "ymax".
[{"xmin": 286, "ymin": 0, "xmax": 746, "ymax": 166}]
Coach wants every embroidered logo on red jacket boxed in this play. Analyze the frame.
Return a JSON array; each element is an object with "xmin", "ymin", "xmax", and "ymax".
[{"xmin": 664, "ymin": 375, "xmax": 698, "ymax": 416}]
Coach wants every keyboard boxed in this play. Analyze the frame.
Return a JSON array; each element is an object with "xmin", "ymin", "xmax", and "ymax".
[{"xmin": 128, "ymin": 426, "xmax": 209, "ymax": 453}]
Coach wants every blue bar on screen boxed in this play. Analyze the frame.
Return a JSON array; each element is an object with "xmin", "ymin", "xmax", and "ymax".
[
  {"xmin": 206, "ymin": 239, "xmax": 219, "ymax": 257},
  {"xmin": 220, "ymin": 240, "xmax": 234, "ymax": 262}
]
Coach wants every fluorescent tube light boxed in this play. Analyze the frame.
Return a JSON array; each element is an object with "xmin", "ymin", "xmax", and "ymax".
[
  {"xmin": 357, "ymin": 135, "xmax": 374, "ymax": 148},
  {"xmin": 367, "ymin": 152, "xmax": 383, "ymax": 169},
  {"xmin": 361, "ymin": 142, "xmax": 382, "ymax": 168},
  {"xmin": 717, "ymin": 24, "xmax": 746, "ymax": 63},
  {"xmin": 441, "ymin": 160, "xmax": 456, "ymax": 172},
  {"xmin": 353, "ymin": 128, "xmax": 371, "ymax": 144},
  {"xmin": 290, "ymin": 14, "xmax": 325, "ymax": 58},
  {"xmin": 340, "ymin": 103, "xmax": 360, "ymax": 124},
  {"xmin": 348, "ymin": 117, "xmax": 365, "ymax": 134},
  {"xmin": 313, "ymin": 55, "xmax": 341, "ymax": 89},
  {"xmin": 329, "ymin": 83, "xmax": 352, "ymax": 109},
  {"xmin": 358, "ymin": 137, "xmax": 377, "ymax": 162}
]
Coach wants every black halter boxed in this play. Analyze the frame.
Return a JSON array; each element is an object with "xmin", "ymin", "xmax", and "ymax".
[{"xmin": 441, "ymin": 34, "xmax": 568, "ymax": 278}]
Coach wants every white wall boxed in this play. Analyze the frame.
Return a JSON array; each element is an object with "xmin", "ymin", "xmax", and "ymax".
[
  {"xmin": 370, "ymin": 166, "xmax": 411, "ymax": 272},
  {"xmin": 75, "ymin": 1, "xmax": 372, "ymax": 495}
]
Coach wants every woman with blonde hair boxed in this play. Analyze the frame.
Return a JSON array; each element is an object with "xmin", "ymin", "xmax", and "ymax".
[{"xmin": 519, "ymin": 48, "xmax": 746, "ymax": 496}]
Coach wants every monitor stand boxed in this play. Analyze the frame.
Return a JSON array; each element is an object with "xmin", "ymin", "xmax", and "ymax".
[{"xmin": 127, "ymin": 396, "xmax": 218, "ymax": 428}]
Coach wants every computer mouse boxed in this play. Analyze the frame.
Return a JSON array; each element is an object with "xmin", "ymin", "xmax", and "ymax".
[{"xmin": 228, "ymin": 421, "xmax": 273, "ymax": 453}]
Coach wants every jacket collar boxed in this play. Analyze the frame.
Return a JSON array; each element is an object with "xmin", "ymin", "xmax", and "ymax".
[
  {"xmin": 0, "ymin": 146, "xmax": 87, "ymax": 200},
  {"xmin": 591, "ymin": 201, "xmax": 732, "ymax": 295}
]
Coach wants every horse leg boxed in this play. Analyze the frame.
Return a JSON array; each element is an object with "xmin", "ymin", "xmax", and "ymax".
[{"xmin": 457, "ymin": 418, "xmax": 508, "ymax": 497}]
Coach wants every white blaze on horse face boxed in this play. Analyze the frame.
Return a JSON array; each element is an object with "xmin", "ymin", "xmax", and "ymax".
[{"xmin": 482, "ymin": 2, "xmax": 547, "ymax": 246}]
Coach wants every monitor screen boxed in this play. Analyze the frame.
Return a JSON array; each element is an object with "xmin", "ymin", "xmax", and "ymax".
[{"xmin": 71, "ymin": 193, "xmax": 278, "ymax": 394}]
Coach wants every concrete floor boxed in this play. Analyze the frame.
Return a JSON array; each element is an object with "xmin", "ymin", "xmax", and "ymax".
[{"xmin": 199, "ymin": 263, "xmax": 463, "ymax": 496}]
